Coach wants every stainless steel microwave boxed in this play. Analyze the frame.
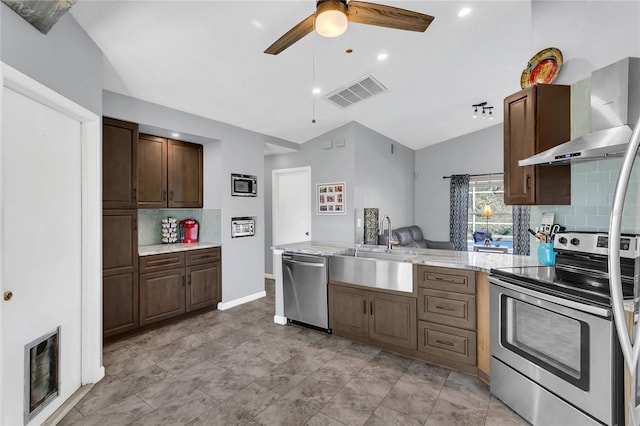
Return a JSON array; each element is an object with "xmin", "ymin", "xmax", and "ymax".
[{"xmin": 231, "ymin": 173, "xmax": 257, "ymax": 197}]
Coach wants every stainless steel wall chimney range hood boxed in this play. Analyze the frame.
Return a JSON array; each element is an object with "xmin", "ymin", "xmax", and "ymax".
[{"xmin": 519, "ymin": 57, "xmax": 640, "ymax": 166}]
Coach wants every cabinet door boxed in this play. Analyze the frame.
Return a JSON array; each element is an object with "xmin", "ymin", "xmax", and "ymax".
[
  {"xmin": 103, "ymin": 271, "xmax": 138, "ymax": 338},
  {"xmin": 417, "ymin": 288, "xmax": 476, "ymax": 330},
  {"xmin": 418, "ymin": 321, "xmax": 477, "ymax": 367},
  {"xmin": 503, "ymin": 85, "xmax": 571, "ymax": 205},
  {"xmin": 329, "ymin": 285, "xmax": 368, "ymax": 338},
  {"xmin": 369, "ymin": 292, "xmax": 417, "ymax": 350},
  {"xmin": 167, "ymin": 139, "xmax": 203, "ymax": 208},
  {"xmin": 139, "ymin": 268, "xmax": 186, "ymax": 325},
  {"xmin": 103, "ymin": 117, "xmax": 138, "ymax": 209},
  {"xmin": 103, "ymin": 210, "xmax": 138, "ymax": 274},
  {"xmin": 504, "ymin": 87, "xmax": 536, "ymax": 205},
  {"xmin": 138, "ymin": 134, "xmax": 167, "ymax": 209},
  {"xmin": 186, "ymin": 262, "xmax": 220, "ymax": 312}
]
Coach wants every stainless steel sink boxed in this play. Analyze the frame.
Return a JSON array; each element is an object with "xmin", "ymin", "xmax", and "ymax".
[{"xmin": 330, "ymin": 249, "xmax": 414, "ymax": 293}]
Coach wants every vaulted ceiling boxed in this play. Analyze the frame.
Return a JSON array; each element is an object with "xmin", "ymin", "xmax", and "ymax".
[{"xmin": 67, "ymin": 1, "xmax": 597, "ymax": 151}]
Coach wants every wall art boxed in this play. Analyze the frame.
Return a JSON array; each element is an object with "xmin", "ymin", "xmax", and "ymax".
[{"xmin": 317, "ymin": 182, "xmax": 345, "ymax": 215}]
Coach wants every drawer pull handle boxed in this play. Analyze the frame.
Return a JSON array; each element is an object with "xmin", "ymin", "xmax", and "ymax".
[
  {"xmin": 363, "ymin": 300, "xmax": 367, "ymax": 314},
  {"xmin": 151, "ymin": 260, "xmax": 173, "ymax": 266},
  {"xmin": 435, "ymin": 306, "xmax": 455, "ymax": 311},
  {"xmin": 436, "ymin": 339, "xmax": 455, "ymax": 347},
  {"xmin": 370, "ymin": 301, "xmax": 373, "ymax": 316}
]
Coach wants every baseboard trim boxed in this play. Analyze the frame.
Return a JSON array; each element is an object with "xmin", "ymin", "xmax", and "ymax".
[
  {"xmin": 274, "ymin": 315, "xmax": 287, "ymax": 325},
  {"xmin": 44, "ymin": 383, "xmax": 94, "ymax": 426},
  {"xmin": 218, "ymin": 291, "xmax": 266, "ymax": 310},
  {"xmin": 265, "ymin": 273, "xmax": 275, "ymax": 280}
]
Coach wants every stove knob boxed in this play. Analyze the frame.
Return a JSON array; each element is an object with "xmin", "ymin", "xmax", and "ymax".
[
  {"xmin": 558, "ymin": 237, "xmax": 568, "ymax": 245},
  {"xmin": 570, "ymin": 238, "xmax": 580, "ymax": 246}
]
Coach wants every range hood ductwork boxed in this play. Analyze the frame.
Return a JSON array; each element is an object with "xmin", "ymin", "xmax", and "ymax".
[{"xmin": 519, "ymin": 57, "xmax": 640, "ymax": 166}]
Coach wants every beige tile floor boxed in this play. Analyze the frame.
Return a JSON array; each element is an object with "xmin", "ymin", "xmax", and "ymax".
[{"xmin": 60, "ymin": 280, "xmax": 528, "ymax": 425}]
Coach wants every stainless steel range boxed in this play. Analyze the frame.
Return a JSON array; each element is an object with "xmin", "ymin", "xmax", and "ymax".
[{"xmin": 489, "ymin": 231, "xmax": 639, "ymax": 425}]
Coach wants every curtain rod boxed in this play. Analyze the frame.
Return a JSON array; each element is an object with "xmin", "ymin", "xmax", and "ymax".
[{"xmin": 442, "ymin": 172, "xmax": 504, "ymax": 179}]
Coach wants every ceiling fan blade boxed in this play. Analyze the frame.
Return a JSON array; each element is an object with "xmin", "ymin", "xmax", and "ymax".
[
  {"xmin": 264, "ymin": 14, "xmax": 316, "ymax": 55},
  {"xmin": 347, "ymin": 1, "xmax": 434, "ymax": 32}
]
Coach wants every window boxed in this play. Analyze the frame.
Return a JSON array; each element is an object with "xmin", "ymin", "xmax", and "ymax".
[{"xmin": 467, "ymin": 175, "xmax": 513, "ymax": 250}]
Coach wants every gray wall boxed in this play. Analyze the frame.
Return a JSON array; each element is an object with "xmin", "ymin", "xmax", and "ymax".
[
  {"xmin": 264, "ymin": 122, "xmax": 415, "ymax": 274},
  {"xmin": 264, "ymin": 123, "xmax": 357, "ymax": 257},
  {"xmin": 414, "ymin": 125, "xmax": 503, "ymax": 242},
  {"xmin": 103, "ymin": 91, "xmax": 289, "ymax": 303},
  {"xmin": 354, "ymin": 123, "xmax": 415, "ymax": 241},
  {"xmin": 1, "ymin": 3, "xmax": 102, "ymax": 115}
]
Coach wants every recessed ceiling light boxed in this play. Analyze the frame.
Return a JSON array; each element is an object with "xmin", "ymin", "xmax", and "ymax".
[
  {"xmin": 171, "ymin": 132, "xmax": 180, "ymax": 138},
  {"xmin": 251, "ymin": 19, "xmax": 264, "ymax": 30},
  {"xmin": 458, "ymin": 8, "xmax": 471, "ymax": 18},
  {"xmin": 312, "ymin": 87, "xmax": 322, "ymax": 95},
  {"xmin": 377, "ymin": 52, "xmax": 389, "ymax": 61}
]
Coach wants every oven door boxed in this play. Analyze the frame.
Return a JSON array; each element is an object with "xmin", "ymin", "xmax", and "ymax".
[{"xmin": 490, "ymin": 276, "xmax": 620, "ymax": 426}]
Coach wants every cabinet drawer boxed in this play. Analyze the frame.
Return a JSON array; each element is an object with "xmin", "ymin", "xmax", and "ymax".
[
  {"xmin": 186, "ymin": 247, "xmax": 220, "ymax": 266},
  {"xmin": 416, "ymin": 266, "xmax": 475, "ymax": 294},
  {"xmin": 139, "ymin": 252, "xmax": 185, "ymax": 273},
  {"xmin": 418, "ymin": 288, "xmax": 476, "ymax": 330},
  {"xmin": 418, "ymin": 321, "xmax": 477, "ymax": 366}
]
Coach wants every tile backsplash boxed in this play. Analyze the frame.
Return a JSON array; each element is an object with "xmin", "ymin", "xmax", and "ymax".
[
  {"xmin": 138, "ymin": 208, "xmax": 221, "ymax": 246},
  {"xmin": 531, "ymin": 158, "xmax": 639, "ymax": 234}
]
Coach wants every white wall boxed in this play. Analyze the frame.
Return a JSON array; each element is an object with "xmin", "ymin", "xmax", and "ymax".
[
  {"xmin": 413, "ymin": 124, "xmax": 503, "ymax": 242},
  {"xmin": 532, "ymin": 1, "xmax": 640, "ymax": 85}
]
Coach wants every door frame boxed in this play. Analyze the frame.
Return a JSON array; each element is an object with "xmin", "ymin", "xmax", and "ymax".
[
  {"xmin": 272, "ymin": 166, "xmax": 312, "ymax": 246},
  {"xmin": 0, "ymin": 63, "xmax": 104, "ymax": 420}
]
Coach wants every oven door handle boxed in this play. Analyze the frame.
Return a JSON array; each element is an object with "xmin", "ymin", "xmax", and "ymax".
[{"xmin": 488, "ymin": 276, "xmax": 611, "ymax": 318}]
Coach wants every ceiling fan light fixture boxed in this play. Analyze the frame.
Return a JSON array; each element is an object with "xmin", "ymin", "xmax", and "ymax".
[{"xmin": 315, "ymin": 1, "xmax": 348, "ymax": 38}]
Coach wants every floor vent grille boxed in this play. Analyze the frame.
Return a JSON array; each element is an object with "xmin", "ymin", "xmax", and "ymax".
[{"xmin": 326, "ymin": 74, "xmax": 387, "ymax": 108}]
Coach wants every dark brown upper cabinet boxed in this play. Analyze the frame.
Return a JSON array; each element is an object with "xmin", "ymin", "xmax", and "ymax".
[
  {"xmin": 138, "ymin": 134, "xmax": 168, "ymax": 209},
  {"xmin": 138, "ymin": 134, "xmax": 203, "ymax": 209},
  {"xmin": 503, "ymin": 84, "xmax": 571, "ymax": 205},
  {"xmin": 103, "ymin": 118, "xmax": 138, "ymax": 209}
]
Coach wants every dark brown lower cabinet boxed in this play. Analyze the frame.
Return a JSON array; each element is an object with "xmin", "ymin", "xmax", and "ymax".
[
  {"xmin": 103, "ymin": 209, "xmax": 138, "ymax": 339},
  {"xmin": 139, "ymin": 268, "xmax": 186, "ymax": 325},
  {"xmin": 187, "ymin": 263, "xmax": 221, "ymax": 312},
  {"xmin": 138, "ymin": 247, "xmax": 221, "ymax": 326},
  {"xmin": 329, "ymin": 284, "xmax": 416, "ymax": 350},
  {"xmin": 103, "ymin": 272, "xmax": 138, "ymax": 337}
]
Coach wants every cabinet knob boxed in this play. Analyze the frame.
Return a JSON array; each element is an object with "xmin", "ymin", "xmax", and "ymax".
[{"xmin": 4, "ymin": 291, "xmax": 13, "ymax": 301}]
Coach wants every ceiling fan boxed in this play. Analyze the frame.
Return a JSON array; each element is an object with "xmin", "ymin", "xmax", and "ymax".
[{"xmin": 264, "ymin": 0, "xmax": 434, "ymax": 55}]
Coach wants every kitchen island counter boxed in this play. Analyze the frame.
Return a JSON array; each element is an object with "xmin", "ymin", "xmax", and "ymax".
[{"xmin": 273, "ymin": 241, "xmax": 540, "ymax": 273}]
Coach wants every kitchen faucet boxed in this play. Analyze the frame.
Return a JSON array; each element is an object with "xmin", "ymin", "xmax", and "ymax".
[{"xmin": 380, "ymin": 215, "xmax": 399, "ymax": 250}]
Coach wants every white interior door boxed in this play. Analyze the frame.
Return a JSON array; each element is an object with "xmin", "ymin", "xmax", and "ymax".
[
  {"xmin": 273, "ymin": 167, "xmax": 311, "ymax": 245},
  {"xmin": 1, "ymin": 86, "xmax": 83, "ymax": 424}
]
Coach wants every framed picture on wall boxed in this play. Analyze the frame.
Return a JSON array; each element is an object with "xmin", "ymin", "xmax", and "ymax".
[{"xmin": 317, "ymin": 182, "xmax": 346, "ymax": 215}]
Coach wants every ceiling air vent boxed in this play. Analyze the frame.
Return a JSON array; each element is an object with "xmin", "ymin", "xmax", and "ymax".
[{"xmin": 326, "ymin": 74, "xmax": 387, "ymax": 108}]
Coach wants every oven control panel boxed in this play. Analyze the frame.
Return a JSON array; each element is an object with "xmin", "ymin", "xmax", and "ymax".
[{"xmin": 554, "ymin": 232, "xmax": 639, "ymax": 258}]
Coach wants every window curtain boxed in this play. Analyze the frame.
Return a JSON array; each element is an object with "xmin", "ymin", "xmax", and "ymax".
[
  {"xmin": 449, "ymin": 174, "xmax": 470, "ymax": 251},
  {"xmin": 512, "ymin": 205, "xmax": 531, "ymax": 255}
]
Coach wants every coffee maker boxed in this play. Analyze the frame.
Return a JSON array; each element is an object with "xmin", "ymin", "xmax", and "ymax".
[{"xmin": 179, "ymin": 219, "xmax": 199, "ymax": 243}]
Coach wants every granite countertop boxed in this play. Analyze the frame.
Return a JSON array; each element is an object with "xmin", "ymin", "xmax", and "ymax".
[
  {"xmin": 272, "ymin": 241, "xmax": 541, "ymax": 273},
  {"xmin": 139, "ymin": 242, "xmax": 221, "ymax": 256}
]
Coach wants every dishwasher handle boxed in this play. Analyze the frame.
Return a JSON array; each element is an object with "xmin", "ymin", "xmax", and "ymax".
[{"xmin": 283, "ymin": 257, "xmax": 326, "ymax": 268}]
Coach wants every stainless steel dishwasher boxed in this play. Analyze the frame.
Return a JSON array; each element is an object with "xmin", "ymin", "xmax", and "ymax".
[{"xmin": 282, "ymin": 252, "xmax": 329, "ymax": 331}]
